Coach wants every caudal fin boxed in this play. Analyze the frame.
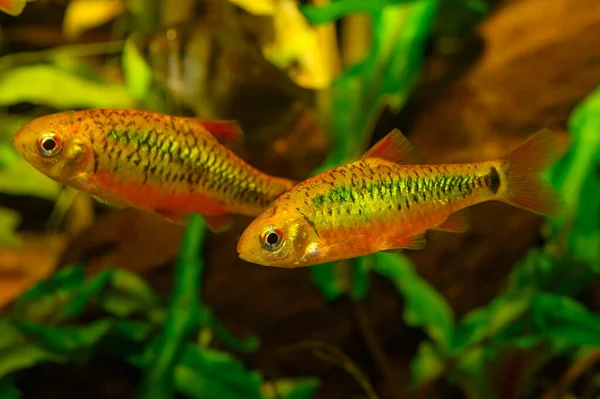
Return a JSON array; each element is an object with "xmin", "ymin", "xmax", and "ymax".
[{"xmin": 499, "ymin": 129, "xmax": 562, "ymax": 217}]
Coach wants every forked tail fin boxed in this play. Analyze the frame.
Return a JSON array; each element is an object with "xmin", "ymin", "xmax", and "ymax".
[{"xmin": 499, "ymin": 129, "xmax": 562, "ymax": 217}]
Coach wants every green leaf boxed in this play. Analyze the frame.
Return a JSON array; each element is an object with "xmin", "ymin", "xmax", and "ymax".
[
  {"xmin": 434, "ymin": 0, "xmax": 489, "ymax": 54},
  {"xmin": 408, "ymin": 342, "xmax": 445, "ymax": 391},
  {"xmin": 261, "ymin": 377, "xmax": 321, "ymax": 399},
  {"xmin": 58, "ymin": 269, "xmax": 113, "ymax": 320},
  {"xmin": 309, "ymin": 263, "xmax": 346, "ymax": 301},
  {"xmin": 373, "ymin": 252, "xmax": 454, "ymax": 348},
  {"xmin": 507, "ymin": 248, "xmax": 595, "ymax": 296},
  {"xmin": 15, "ymin": 319, "xmax": 112, "ymax": 353},
  {"xmin": 350, "ymin": 256, "xmax": 372, "ymax": 301},
  {"xmin": 300, "ymin": 0, "xmax": 416, "ymax": 25},
  {"xmin": 0, "ymin": 318, "xmax": 65, "ymax": 378},
  {"xmin": 546, "ymin": 85, "xmax": 600, "ymax": 267},
  {"xmin": 111, "ymin": 320, "xmax": 153, "ymax": 343},
  {"xmin": 0, "ymin": 378, "xmax": 20, "ymax": 399},
  {"xmin": 0, "ymin": 156, "xmax": 62, "ymax": 202},
  {"xmin": 99, "ymin": 268, "xmax": 162, "ymax": 318},
  {"xmin": 139, "ymin": 215, "xmax": 207, "ymax": 399},
  {"xmin": 122, "ymin": 34, "xmax": 154, "ymax": 102},
  {"xmin": 0, "ymin": 65, "xmax": 136, "ymax": 109},
  {"xmin": 174, "ymin": 344, "xmax": 263, "ymax": 399},
  {"xmin": 12, "ymin": 266, "xmax": 86, "ymax": 322},
  {"xmin": 450, "ymin": 291, "xmax": 531, "ymax": 352},
  {"xmin": 530, "ymin": 293, "xmax": 600, "ymax": 347},
  {"xmin": 200, "ymin": 307, "xmax": 260, "ymax": 353}
]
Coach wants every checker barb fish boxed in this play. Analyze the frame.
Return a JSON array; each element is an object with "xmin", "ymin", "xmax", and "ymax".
[
  {"xmin": 237, "ymin": 129, "xmax": 562, "ymax": 267},
  {"xmin": 13, "ymin": 109, "xmax": 295, "ymax": 232}
]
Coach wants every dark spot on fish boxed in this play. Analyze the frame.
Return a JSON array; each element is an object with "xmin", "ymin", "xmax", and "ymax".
[{"xmin": 488, "ymin": 166, "xmax": 501, "ymax": 194}]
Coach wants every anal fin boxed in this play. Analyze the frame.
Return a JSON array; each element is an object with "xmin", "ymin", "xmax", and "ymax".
[
  {"xmin": 155, "ymin": 208, "xmax": 187, "ymax": 225},
  {"xmin": 382, "ymin": 233, "xmax": 427, "ymax": 253},
  {"xmin": 433, "ymin": 209, "xmax": 470, "ymax": 233},
  {"xmin": 156, "ymin": 209, "xmax": 234, "ymax": 232}
]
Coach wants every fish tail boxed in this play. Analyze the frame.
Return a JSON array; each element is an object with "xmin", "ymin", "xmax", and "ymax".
[{"xmin": 498, "ymin": 129, "xmax": 562, "ymax": 217}]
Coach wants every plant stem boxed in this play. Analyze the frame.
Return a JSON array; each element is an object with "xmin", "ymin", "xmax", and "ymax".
[
  {"xmin": 353, "ymin": 302, "xmax": 404, "ymax": 398},
  {"xmin": 138, "ymin": 214, "xmax": 206, "ymax": 399}
]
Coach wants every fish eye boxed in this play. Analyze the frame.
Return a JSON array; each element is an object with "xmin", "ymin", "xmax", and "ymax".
[
  {"xmin": 260, "ymin": 226, "xmax": 283, "ymax": 251},
  {"xmin": 37, "ymin": 132, "xmax": 62, "ymax": 157}
]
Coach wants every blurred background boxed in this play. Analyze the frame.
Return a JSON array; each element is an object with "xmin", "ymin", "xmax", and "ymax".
[{"xmin": 0, "ymin": 0, "xmax": 598, "ymax": 398}]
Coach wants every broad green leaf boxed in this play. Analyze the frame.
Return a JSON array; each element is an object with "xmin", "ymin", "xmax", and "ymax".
[
  {"xmin": 0, "ymin": 0, "xmax": 31, "ymax": 16},
  {"xmin": 530, "ymin": 293, "xmax": 600, "ymax": 347},
  {"xmin": 373, "ymin": 252, "xmax": 454, "ymax": 348},
  {"xmin": 0, "ymin": 65, "xmax": 136, "ymax": 109},
  {"xmin": 300, "ymin": 0, "xmax": 415, "ymax": 25},
  {"xmin": 408, "ymin": 342, "xmax": 445, "ymax": 391},
  {"xmin": 63, "ymin": 0, "xmax": 124, "ymax": 39},
  {"xmin": 0, "ymin": 378, "xmax": 20, "ymax": 399},
  {"xmin": 15, "ymin": 319, "xmax": 112, "ymax": 353},
  {"xmin": 122, "ymin": 34, "xmax": 154, "ymax": 102},
  {"xmin": 0, "ymin": 318, "xmax": 65, "ymax": 378},
  {"xmin": 261, "ymin": 377, "xmax": 320, "ymax": 399},
  {"xmin": 546, "ymin": 85, "xmax": 600, "ymax": 267},
  {"xmin": 228, "ymin": 0, "xmax": 274, "ymax": 15},
  {"xmin": 0, "ymin": 207, "xmax": 21, "ymax": 247},
  {"xmin": 450, "ymin": 291, "xmax": 531, "ymax": 352},
  {"xmin": 175, "ymin": 343, "xmax": 263, "ymax": 399}
]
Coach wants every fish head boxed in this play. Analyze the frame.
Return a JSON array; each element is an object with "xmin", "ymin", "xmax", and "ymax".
[
  {"xmin": 13, "ymin": 112, "xmax": 95, "ymax": 186},
  {"xmin": 237, "ymin": 200, "xmax": 320, "ymax": 268}
]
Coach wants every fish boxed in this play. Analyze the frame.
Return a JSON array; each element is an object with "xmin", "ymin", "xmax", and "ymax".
[
  {"xmin": 236, "ymin": 128, "xmax": 562, "ymax": 268},
  {"xmin": 13, "ymin": 108, "xmax": 296, "ymax": 232}
]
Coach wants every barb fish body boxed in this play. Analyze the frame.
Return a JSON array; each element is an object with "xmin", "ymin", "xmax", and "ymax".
[
  {"xmin": 13, "ymin": 108, "xmax": 295, "ymax": 231},
  {"xmin": 237, "ymin": 129, "xmax": 562, "ymax": 267}
]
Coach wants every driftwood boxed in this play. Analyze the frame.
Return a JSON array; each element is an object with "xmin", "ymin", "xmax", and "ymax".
[{"xmin": 37, "ymin": 0, "xmax": 600, "ymax": 398}]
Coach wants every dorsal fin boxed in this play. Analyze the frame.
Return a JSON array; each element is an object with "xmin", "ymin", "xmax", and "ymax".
[
  {"xmin": 361, "ymin": 129, "xmax": 423, "ymax": 165},
  {"xmin": 185, "ymin": 118, "xmax": 244, "ymax": 146}
]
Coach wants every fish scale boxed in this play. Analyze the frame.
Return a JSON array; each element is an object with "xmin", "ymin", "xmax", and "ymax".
[{"xmin": 13, "ymin": 108, "xmax": 296, "ymax": 231}]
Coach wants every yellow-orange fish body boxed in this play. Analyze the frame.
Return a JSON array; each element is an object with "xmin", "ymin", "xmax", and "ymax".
[
  {"xmin": 13, "ymin": 109, "xmax": 295, "ymax": 231},
  {"xmin": 237, "ymin": 129, "xmax": 562, "ymax": 267}
]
